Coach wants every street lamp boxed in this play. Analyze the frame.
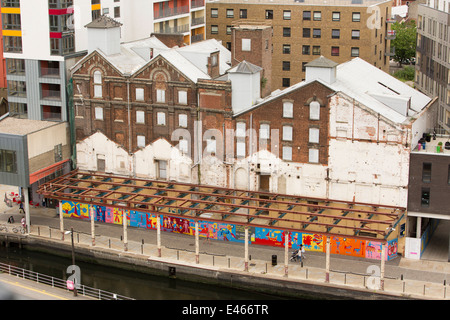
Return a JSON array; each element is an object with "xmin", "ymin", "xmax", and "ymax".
[{"xmin": 65, "ymin": 228, "xmax": 77, "ymax": 297}]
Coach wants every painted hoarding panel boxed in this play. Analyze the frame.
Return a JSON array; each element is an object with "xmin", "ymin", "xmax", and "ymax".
[{"xmin": 61, "ymin": 201, "xmax": 398, "ymax": 261}]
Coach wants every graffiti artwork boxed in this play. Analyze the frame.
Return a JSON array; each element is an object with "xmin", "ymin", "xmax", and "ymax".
[{"xmin": 61, "ymin": 201, "xmax": 398, "ymax": 261}]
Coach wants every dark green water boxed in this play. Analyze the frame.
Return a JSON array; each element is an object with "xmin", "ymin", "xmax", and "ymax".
[{"xmin": 0, "ymin": 245, "xmax": 287, "ymax": 300}]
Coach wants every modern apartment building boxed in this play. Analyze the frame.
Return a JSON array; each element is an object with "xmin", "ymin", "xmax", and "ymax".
[
  {"xmin": 1, "ymin": 0, "xmax": 100, "ymax": 122},
  {"xmin": 205, "ymin": 0, "xmax": 394, "ymax": 91},
  {"xmin": 99, "ymin": 0, "xmax": 206, "ymax": 45},
  {"xmin": 415, "ymin": 0, "xmax": 450, "ymax": 133}
]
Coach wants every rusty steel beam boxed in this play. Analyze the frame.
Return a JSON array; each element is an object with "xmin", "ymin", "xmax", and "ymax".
[
  {"xmin": 42, "ymin": 175, "xmax": 400, "ymax": 219},
  {"xmin": 46, "ymin": 192, "xmax": 388, "ymax": 243},
  {"xmin": 37, "ymin": 170, "xmax": 404, "ymax": 242},
  {"xmin": 43, "ymin": 170, "xmax": 404, "ymax": 211},
  {"xmin": 44, "ymin": 187, "xmax": 395, "ymax": 228}
]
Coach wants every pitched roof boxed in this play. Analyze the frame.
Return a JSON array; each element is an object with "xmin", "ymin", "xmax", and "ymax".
[
  {"xmin": 329, "ymin": 58, "xmax": 431, "ymax": 124},
  {"xmin": 85, "ymin": 15, "xmax": 122, "ymax": 29},
  {"xmin": 227, "ymin": 60, "xmax": 263, "ymax": 74},
  {"xmin": 235, "ymin": 57, "xmax": 432, "ymax": 125},
  {"xmin": 71, "ymin": 36, "xmax": 231, "ymax": 83},
  {"xmin": 305, "ymin": 56, "xmax": 338, "ymax": 68}
]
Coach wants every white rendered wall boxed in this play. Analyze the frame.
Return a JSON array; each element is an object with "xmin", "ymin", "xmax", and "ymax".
[
  {"xmin": 101, "ymin": 0, "xmax": 154, "ymax": 43},
  {"xmin": 328, "ymin": 92, "xmax": 410, "ymax": 207}
]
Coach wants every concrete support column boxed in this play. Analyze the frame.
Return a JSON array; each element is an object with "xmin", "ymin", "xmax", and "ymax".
[
  {"xmin": 448, "ymin": 228, "xmax": 450, "ymax": 263},
  {"xmin": 195, "ymin": 220, "xmax": 199, "ymax": 264},
  {"xmin": 416, "ymin": 216, "xmax": 422, "ymax": 238},
  {"xmin": 157, "ymin": 214, "xmax": 161, "ymax": 257},
  {"xmin": 380, "ymin": 242, "xmax": 386, "ymax": 291},
  {"xmin": 59, "ymin": 201, "xmax": 64, "ymax": 240},
  {"xmin": 325, "ymin": 237, "xmax": 331, "ymax": 283},
  {"xmin": 244, "ymin": 226, "xmax": 249, "ymax": 272},
  {"xmin": 123, "ymin": 209, "xmax": 128, "ymax": 251},
  {"xmin": 284, "ymin": 231, "xmax": 289, "ymax": 277},
  {"xmin": 90, "ymin": 206, "xmax": 95, "ymax": 246},
  {"xmin": 23, "ymin": 187, "xmax": 30, "ymax": 234}
]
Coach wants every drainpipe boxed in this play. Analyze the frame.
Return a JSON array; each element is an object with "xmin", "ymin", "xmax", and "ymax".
[{"xmin": 125, "ymin": 75, "xmax": 134, "ymax": 177}]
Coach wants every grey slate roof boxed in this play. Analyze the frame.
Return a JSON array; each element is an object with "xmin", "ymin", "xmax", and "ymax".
[
  {"xmin": 85, "ymin": 15, "xmax": 122, "ymax": 29},
  {"xmin": 227, "ymin": 60, "xmax": 263, "ymax": 74},
  {"xmin": 305, "ymin": 56, "xmax": 338, "ymax": 68}
]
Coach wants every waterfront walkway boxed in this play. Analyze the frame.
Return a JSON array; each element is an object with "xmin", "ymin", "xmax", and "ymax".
[
  {"xmin": 1, "ymin": 202, "xmax": 450, "ymax": 300},
  {"xmin": 0, "ymin": 272, "xmax": 94, "ymax": 300}
]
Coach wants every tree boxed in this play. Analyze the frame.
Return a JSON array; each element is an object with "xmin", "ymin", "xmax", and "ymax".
[{"xmin": 390, "ymin": 20, "xmax": 417, "ymax": 66}]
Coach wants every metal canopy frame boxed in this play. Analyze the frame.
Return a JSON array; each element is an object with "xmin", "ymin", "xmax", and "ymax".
[{"xmin": 37, "ymin": 170, "xmax": 405, "ymax": 243}]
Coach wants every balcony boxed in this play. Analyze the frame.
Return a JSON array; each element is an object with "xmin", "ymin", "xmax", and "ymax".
[
  {"xmin": 191, "ymin": 33, "xmax": 204, "ymax": 43},
  {"xmin": 191, "ymin": 0, "xmax": 204, "ymax": 9},
  {"xmin": 42, "ymin": 105, "xmax": 62, "ymax": 121},
  {"xmin": 41, "ymin": 84, "xmax": 61, "ymax": 101},
  {"xmin": 158, "ymin": 24, "xmax": 190, "ymax": 34},
  {"xmin": 191, "ymin": 16, "xmax": 204, "ymax": 26},
  {"xmin": 154, "ymin": 5, "xmax": 189, "ymax": 20}
]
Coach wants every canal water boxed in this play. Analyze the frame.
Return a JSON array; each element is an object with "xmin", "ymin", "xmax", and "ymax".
[{"xmin": 0, "ymin": 245, "xmax": 287, "ymax": 300}]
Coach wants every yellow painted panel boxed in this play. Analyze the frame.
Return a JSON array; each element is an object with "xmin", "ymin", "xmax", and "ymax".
[
  {"xmin": 91, "ymin": 4, "xmax": 101, "ymax": 11},
  {"xmin": 1, "ymin": 7, "xmax": 20, "ymax": 14},
  {"xmin": 2, "ymin": 30, "xmax": 22, "ymax": 37}
]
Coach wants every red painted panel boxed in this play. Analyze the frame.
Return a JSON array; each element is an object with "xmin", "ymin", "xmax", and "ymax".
[{"xmin": 50, "ymin": 32, "xmax": 62, "ymax": 39}]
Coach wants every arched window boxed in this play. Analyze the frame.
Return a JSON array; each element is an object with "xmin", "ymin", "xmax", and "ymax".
[
  {"xmin": 309, "ymin": 101, "xmax": 320, "ymax": 120},
  {"xmin": 93, "ymin": 70, "xmax": 102, "ymax": 98}
]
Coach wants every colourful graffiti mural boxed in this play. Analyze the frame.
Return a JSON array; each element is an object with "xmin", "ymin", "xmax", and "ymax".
[{"xmin": 61, "ymin": 201, "xmax": 398, "ymax": 261}]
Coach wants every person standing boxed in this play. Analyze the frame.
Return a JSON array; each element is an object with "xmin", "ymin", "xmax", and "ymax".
[
  {"xmin": 21, "ymin": 216, "xmax": 26, "ymax": 232},
  {"xmin": 297, "ymin": 245, "xmax": 303, "ymax": 262}
]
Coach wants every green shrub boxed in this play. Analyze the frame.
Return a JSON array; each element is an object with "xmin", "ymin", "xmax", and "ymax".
[{"xmin": 393, "ymin": 66, "xmax": 415, "ymax": 81}]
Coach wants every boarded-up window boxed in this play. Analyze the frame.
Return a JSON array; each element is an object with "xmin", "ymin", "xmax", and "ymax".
[
  {"xmin": 157, "ymin": 89, "xmax": 165, "ymax": 103},
  {"xmin": 242, "ymin": 39, "xmax": 251, "ymax": 51},
  {"xmin": 309, "ymin": 101, "xmax": 320, "ymax": 120},
  {"xmin": 137, "ymin": 135, "xmax": 145, "ymax": 148},
  {"xmin": 309, "ymin": 148, "xmax": 319, "ymax": 163},
  {"xmin": 309, "ymin": 128, "xmax": 319, "ymax": 143},
  {"xmin": 157, "ymin": 112, "xmax": 166, "ymax": 125},
  {"xmin": 136, "ymin": 110, "xmax": 145, "ymax": 123},
  {"xmin": 260, "ymin": 123, "xmax": 270, "ymax": 140},
  {"xmin": 236, "ymin": 141, "xmax": 246, "ymax": 158},
  {"xmin": 93, "ymin": 71, "xmax": 102, "ymax": 98},
  {"xmin": 178, "ymin": 114, "xmax": 187, "ymax": 127},
  {"xmin": 283, "ymin": 126, "xmax": 293, "ymax": 141},
  {"xmin": 136, "ymin": 88, "xmax": 144, "ymax": 101},
  {"xmin": 283, "ymin": 101, "xmax": 293, "ymax": 118},
  {"xmin": 94, "ymin": 107, "xmax": 103, "ymax": 120},
  {"xmin": 178, "ymin": 91, "xmax": 187, "ymax": 105},
  {"xmin": 236, "ymin": 122, "xmax": 246, "ymax": 137},
  {"xmin": 282, "ymin": 146, "xmax": 292, "ymax": 161}
]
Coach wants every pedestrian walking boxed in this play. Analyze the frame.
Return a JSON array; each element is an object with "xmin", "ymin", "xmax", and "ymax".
[
  {"xmin": 21, "ymin": 216, "xmax": 26, "ymax": 232},
  {"xmin": 19, "ymin": 202, "xmax": 24, "ymax": 214},
  {"xmin": 297, "ymin": 245, "xmax": 303, "ymax": 262},
  {"xmin": 205, "ymin": 226, "xmax": 211, "ymax": 244},
  {"xmin": 300, "ymin": 244, "xmax": 306, "ymax": 260}
]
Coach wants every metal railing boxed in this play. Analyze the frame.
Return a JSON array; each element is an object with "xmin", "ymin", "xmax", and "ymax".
[{"xmin": 0, "ymin": 262, "xmax": 134, "ymax": 300}]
